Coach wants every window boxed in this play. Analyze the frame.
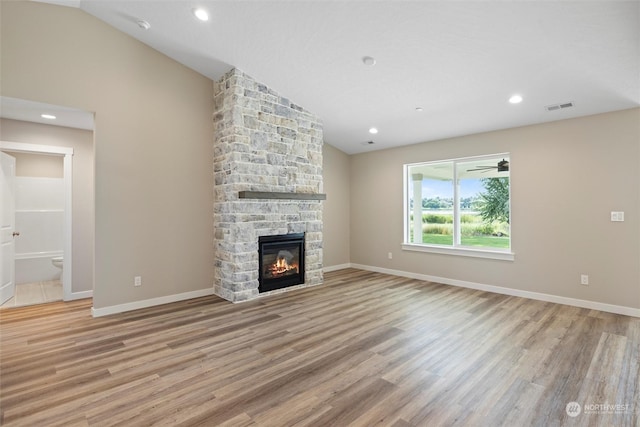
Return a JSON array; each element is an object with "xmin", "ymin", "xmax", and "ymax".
[{"xmin": 403, "ymin": 154, "xmax": 513, "ymax": 260}]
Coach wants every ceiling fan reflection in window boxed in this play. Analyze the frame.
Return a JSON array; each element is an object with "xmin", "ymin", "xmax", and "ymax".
[{"xmin": 467, "ymin": 159, "xmax": 509, "ymax": 173}]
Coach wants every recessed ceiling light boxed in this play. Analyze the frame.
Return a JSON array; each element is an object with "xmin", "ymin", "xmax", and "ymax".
[
  {"xmin": 415, "ymin": 107, "xmax": 424, "ymax": 112},
  {"xmin": 193, "ymin": 8, "xmax": 209, "ymax": 21},
  {"xmin": 362, "ymin": 56, "xmax": 376, "ymax": 66},
  {"xmin": 509, "ymin": 94, "xmax": 523, "ymax": 104},
  {"xmin": 369, "ymin": 127, "xmax": 378, "ymax": 134},
  {"xmin": 41, "ymin": 114, "xmax": 56, "ymax": 120}
]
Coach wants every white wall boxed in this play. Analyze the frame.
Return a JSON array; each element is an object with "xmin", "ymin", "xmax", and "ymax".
[{"xmin": 14, "ymin": 177, "xmax": 64, "ymax": 284}]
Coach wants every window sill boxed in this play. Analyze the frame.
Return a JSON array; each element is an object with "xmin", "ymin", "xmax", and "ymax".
[{"xmin": 402, "ymin": 243, "xmax": 515, "ymax": 261}]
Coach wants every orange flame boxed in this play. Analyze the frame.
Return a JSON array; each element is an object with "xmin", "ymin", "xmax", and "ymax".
[{"xmin": 269, "ymin": 257, "xmax": 299, "ymax": 277}]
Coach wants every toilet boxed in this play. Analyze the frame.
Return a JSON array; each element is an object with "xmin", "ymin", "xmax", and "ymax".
[{"xmin": 51, "ymin": 256, "xmax": 63, "ymax": 283}]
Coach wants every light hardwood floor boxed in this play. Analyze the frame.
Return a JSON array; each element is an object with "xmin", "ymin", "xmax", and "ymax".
[{"xmin": 1, "ymin": 269, "xmax": 638, "ymax": 426}]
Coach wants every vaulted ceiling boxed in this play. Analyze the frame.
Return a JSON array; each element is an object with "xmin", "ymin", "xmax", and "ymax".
[{"xmin": 33, "ymin": 1, "xmax": 640, "ymax": 153}]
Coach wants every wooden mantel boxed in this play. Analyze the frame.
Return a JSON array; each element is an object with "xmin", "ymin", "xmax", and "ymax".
[{"xmin": 238, "ymin": 191, "xmax": 327, "ymax": 201}]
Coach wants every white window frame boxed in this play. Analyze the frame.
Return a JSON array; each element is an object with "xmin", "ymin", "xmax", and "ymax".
[{"xmin": 402, "ymin": 153, "xmax": 514, "ymax": 261}]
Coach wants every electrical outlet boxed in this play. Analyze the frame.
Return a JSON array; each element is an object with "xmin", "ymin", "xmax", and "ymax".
[
  {"xmin": 611, "ymin": 211, "xmax": 625, "ymax": 222},
  {"xmin": 134, "ymin": 276, "xmax": 142, "ymax": 287},
  {"xmin": 580, "ymin": 274, "xmax": 589, "ymax": 286},
  {"xmin": 388, "ymin": 252, "xmax": 393, "ymax": 260}
]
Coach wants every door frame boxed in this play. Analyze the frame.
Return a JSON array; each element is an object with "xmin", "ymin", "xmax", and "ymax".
[
  {"xmin": 0, "ymin": 152, "xmax": 16, "ymax": 305},
  {"xmin": 0, "ymin": 141, "xmax": 73, "ymax": 301}
]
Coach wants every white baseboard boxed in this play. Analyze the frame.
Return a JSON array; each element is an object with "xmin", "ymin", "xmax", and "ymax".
[
  {"xmin": 91, "ymin": 288, "xmax": 216, "ymax": 317},
  {"xmin": 90, "ymin": 265, "xmax": 640, "ymax": 318},
  {"xmin": 346, "ymin": 263, "xmax": 640, "ymax": 318},
  {"xmin": 65, "ymin": 290, "xmax": 93, "ymax": 301},
  {"xmin": 323, "ymin": 263, "xmax": 352, "ymax": 273}
]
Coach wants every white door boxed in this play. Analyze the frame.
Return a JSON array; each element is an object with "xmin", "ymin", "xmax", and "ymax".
[{"xmin": 0, "ymin": 152, "xmax": 17, "ymax": 305}]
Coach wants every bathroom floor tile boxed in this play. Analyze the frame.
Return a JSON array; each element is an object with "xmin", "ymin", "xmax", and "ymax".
[
  {"xmin": 42, "ymin": 280, "xmax": 63, "ymax": 300},
  {"xmin": 0, "ymin": 280, "xmax": 63, "ymax": 309},
  {"xmin": 14, "ymin": 283, "xmax": 44, "ymax": 306},
  {"xmin": 0, "ymin": 296, "xmax": 15, "ymax": 309}
]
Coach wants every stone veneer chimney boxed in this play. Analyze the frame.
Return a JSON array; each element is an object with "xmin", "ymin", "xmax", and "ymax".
[{"xmin": 213, "ymin": 69, "xmax": 324, "ymax": 302}]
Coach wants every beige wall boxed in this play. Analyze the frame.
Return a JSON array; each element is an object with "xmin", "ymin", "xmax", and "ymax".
[
  {"xmin": 1, "ymin": 118, "xmax": 94, "ymax": 294},
  {"xmin": 11, "ymin": 151, "xmax": 64, "ymax": 178},
  {"xmin": 1, "ymin": 2, "xmax": 215, "ymax": 308},
  {"xmin": 322, "ymin": 143, "xmax": 351, "ymax": 268},
  {"xmin": 3, "ymin": 2, "xmax": 636, "ymax": 313},
  {"xmin": 349, "ymin": 108, "xmax": 640, "ymax": 309}
]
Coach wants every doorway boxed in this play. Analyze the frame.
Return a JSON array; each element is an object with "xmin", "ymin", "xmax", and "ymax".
[
  {"xmin": 0, "ymin": 97, "xmax": 95, "ymax": 309},
  {"xmin": 0, "ymin": 142, "xmax": 73, "ymax": 307}
]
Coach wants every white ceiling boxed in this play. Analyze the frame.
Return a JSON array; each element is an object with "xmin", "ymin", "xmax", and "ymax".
[
  {"xmin": 0, "ymin": 96, "xmax": 95, "ymax": 131},
  {"xmin": 30, "ymin": 1, "xmax": 640, "ymax": 153}
]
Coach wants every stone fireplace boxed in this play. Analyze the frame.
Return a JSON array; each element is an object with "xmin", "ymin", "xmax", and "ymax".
[{"xmin": 212, "ymin": 69, "xmax": 324, "ymax": 302}]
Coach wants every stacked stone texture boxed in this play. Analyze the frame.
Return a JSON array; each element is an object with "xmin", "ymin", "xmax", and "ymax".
[{"xmin": 213, "ymin": 69, "xmax": 324, "ymax": 302}]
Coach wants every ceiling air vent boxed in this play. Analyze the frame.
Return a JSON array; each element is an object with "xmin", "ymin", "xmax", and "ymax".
[{"xmin": 545, "ymin": 102, "xmax": 574, "ymax": 112}]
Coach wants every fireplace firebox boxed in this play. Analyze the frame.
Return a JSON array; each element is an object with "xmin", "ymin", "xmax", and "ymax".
[{"xmin": 258, "ymin": 233, "xmax": 305, "ymax": 293}]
